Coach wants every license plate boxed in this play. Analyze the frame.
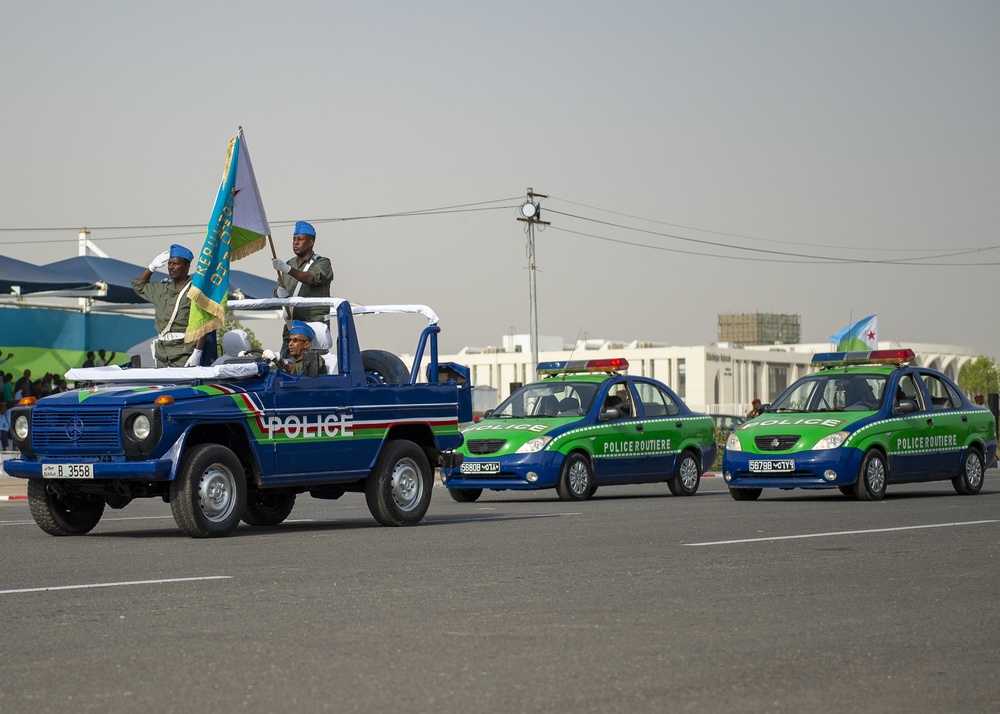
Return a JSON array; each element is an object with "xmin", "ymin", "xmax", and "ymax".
[
  {"xmin": 749, "ymin": 459, "xmax": 795, "ymax": 473},
  {"xmin": 460, "ymin": 461, "xmax": 500, "ymax": 474},
  {"xmin": 42, "ymin": 463, "xmax": 95, "ymax": 479}
]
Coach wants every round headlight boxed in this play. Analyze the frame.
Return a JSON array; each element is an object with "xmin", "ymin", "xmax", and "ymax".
[
  {"xmin": 725, "ymin": 432, "xmax": 742, "ymax": 451},
  {"xmin": 13, "ymin": 415, "xmax": 29, "ymax": 440},
  {"xmin": 131, "ymin": 414, "xmax": 151, "ymax": 441}
]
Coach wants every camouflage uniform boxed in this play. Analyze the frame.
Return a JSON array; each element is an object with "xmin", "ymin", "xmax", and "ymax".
[
  {"xmin": 131, "ymin": 276, "xmax": 198, "ymax": 367},
  {"xmin": 279, "ymin": 251, "xmax": 333, "ymax": 353}
]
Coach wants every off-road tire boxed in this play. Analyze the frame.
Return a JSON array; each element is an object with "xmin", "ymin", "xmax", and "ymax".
[
  {"xmin": 365, "ymin": 440, "xmax": 433, "ymax": 526},
  {"xmin": 27, "ymin": 479, "xmax": 105, "ymax": 536},
  {"xmin": 170, "ymin": 444, "xmax": 247, "ymax": 538},
  {"xmin": 361, "ymin": 349, "xmax": 409, "ymax": 385},
  {"xmin": 242, "ymin": 492, "xmax": 297, "ymax": 526}
]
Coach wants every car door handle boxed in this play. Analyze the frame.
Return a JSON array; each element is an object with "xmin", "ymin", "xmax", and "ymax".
[
  {"xmin": 635, "ymin": 424, "xmax": 644, "ymax": 432},
  {"xmin": 676, "ymin": 422, "xmax": 684, "ymax": 429},
  {"xmin": 962, "ymin": 415, "xmax": 968, "ymax": 422},
  {"xmin": 926, "ymin": 418, "xmax": 934, "ymax": 425}
]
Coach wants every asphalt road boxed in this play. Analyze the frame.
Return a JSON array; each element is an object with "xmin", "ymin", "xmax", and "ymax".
[{"xmin": 1, "ymin": 474, "xmax": 998, "ymax": 714}]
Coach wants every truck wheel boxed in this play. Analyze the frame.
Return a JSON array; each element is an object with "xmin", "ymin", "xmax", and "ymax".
[
  {"xmin": 361, "ymin": 349, "xmax": 409, "ymax": 385},
  {"xmin": 729, "ymin": 486, "xmax": 762, "ymax": 501},
  {"xmin": 170, "ymin": 444, "xmax": 247, "ymax": 538},
  {"xmin": 365, "ymin": 440, "xmax": 432, "ymax": 526},
  {"xmin": 242, "ymin": 492, "xmax": 296, "ymax": 526},
  {"xmin": 27, "ymin": 480, "xmax": 105, "ymax": 536},
  {"xmin": 854, "ymin": 449, "xmax": 887, "ymax": 501},
  {"xmin": 556, "ymin": 453, "xmax": 593, "ymax": 501},
  {"xmin": 667, "ymin": 451, "xmax": 701, "ymax": 496},
  {"xmin": 952, "ymin": 448, "xmax": 984, "ymax": 495},
  {"xmin": 448, "ymin": 487, "xmax": 482, "ymax": 502}
]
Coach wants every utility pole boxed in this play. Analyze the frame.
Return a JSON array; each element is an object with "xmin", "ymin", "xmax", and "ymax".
[{"xmin": 517, "ymin": 188, "xmax": 549, "ymax": 369}]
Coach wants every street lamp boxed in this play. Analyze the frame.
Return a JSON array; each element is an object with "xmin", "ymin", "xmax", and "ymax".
[{"xmin": 516, "ymin": 188, "xmax": 549, "ymax": 370}]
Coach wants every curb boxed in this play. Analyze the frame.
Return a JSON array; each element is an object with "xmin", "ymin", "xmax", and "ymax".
[{"xmin": 0, "ymin": 495, "xmax": 27, "ymax": 501}]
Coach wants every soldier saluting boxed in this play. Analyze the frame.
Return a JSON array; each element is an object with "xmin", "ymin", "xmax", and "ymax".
[{"xmin": 132, "ymin": 244, "xmax": 207, "ymax": 367}]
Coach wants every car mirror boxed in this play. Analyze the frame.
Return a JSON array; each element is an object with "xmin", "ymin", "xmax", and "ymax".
[
  {"xmin": 483, "ymin": 409, "xmax": 494, "ymax": 419},
  {"xmin": 600, "ymin": 407, "xmax": 622, "ymax": 421},
  {"xmin": 894, "ymin": 398, "xmax": 919, "ymax": 415}
]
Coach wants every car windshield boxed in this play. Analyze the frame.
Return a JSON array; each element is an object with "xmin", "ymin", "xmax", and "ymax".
[
  {"xmin": 492, "ymin": 381, "xmax": 600, "ymax": 418},
  {"xmin": 769, "ymin": 372, "xmax": 888, "ymax": 413}
]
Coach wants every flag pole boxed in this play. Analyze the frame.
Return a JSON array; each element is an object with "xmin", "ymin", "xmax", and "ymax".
[{"xmin": 268, "ymin": 235, "xmax": 293, "ymax": 323}]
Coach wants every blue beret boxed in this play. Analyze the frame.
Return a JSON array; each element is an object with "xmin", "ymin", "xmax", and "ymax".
[
  {"xmin": 289, "ymin": 320, "xmax": 315, "ymax": 342},
  {"xmin": 169, "ymin": 244, "xmax": 194, "ymax": 261},
  {"xmin": 294, "ymin": 221, "xmax": 316, "ymax": 237}
]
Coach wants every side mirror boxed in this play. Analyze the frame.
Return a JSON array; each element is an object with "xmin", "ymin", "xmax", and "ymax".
[
  {"xmin": 483, "ymin": 409, "xmax": 494, "ymax": 419},
  {"xmin": 600, "ymin": 407, "xmax": 622, "ymax": 422},
  {"xmin": 894, "ymin": 398, "xmax": 919, "ymax": 415}
]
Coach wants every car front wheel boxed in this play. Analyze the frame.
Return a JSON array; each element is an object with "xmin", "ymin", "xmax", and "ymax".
[
  {"xmin": 728, "ymin": 486, "xmax": 762, "ymax": 501},
  {"xmin": 854, "ymin": 450, "xmax": 887, "ymax": 501},
  {"xmin": 557, "ymin": 453, "xmax": 593, "ymax": 501},
  {"xmin": 170, "ymin": 444, "xmax": 247, "ymax": 537},
  {"xmin": 365, "ymin": 440, "xmax": 433, "ymax": 526},
  {"xmin": 27, "ymin": 480, "xmax": 105, "ymax": 536},
  {"xmin": 952, "ymin": 448, "xmax": 984, "ymax": 495},
  {"xmin": 448, "ymin": 488, "xmax": 483, "ymax": 503}
]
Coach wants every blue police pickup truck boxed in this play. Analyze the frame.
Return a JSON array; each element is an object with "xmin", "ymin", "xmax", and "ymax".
[{"xmin": 5, "ymin": 298, "xmax": 471, "ymax": 538}]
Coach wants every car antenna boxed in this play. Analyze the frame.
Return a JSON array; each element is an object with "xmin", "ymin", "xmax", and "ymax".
[{"xmin": 559, "ymin": 327, "xmax": 585, "ymax": 380}]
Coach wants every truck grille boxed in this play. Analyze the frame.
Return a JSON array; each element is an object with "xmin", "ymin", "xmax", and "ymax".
[
  {"xmin": 467, "ymin": 439, "xmax": 506, "ymax": 455},
  {"xmin": 31, "ymin": 408, "xmax": 122, "ymax": 454},
  {"xmin": 753, "ymin": 434, "xmax": 799, "ymax": 451}
]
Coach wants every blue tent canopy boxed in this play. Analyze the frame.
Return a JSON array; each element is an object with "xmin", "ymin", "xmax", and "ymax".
[
  {"xmin": 40, "ymin": 256, "xmax": 277, "ymax": 303},
  {"xmin": 0, "ymin": 254, "xmax": 91, "ymax": 295}
]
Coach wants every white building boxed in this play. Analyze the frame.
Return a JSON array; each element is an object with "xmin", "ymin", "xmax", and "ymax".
[{"xmin": 406, "ymin": 335, "xmax": 980, "ymax": 416}]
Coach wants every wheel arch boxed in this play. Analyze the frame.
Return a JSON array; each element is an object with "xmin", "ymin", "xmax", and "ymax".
[
  {"xmin": 384, "ymin": 422, "xmax": 441, "ymax": 466},
  {"xmin": 175, "ymin": 422, "xmax": 261, "ymax": 486}
]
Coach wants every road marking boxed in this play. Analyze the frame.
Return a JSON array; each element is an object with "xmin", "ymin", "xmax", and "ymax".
[
  {"xmin": 684, "ymin": 520, "xmax": 999, "ymax": 546},
  {"xmin": 0, "ymin": 514, "xmax": 175, "ymax": 527},
  {"xmin": 0, "ymin": 575, "xmax": 232, "ymax": 595}
]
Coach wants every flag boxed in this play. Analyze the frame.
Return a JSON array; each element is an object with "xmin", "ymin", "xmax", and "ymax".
[
  {"xmin": 830, "ymin": 314, "xmax": 877, "ymax": 351},
  {"xmin": 185, "ymin": 128, "xmax": 270, "ymax": 342}
]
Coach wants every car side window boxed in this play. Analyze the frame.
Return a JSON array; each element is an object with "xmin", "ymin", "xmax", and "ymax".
[
  {"xmin": 921, "ymin": 373, "xmax": 958, "ymax": 411},
  {"xmin": 634, "ymin": 381, "xmax": 679, "ymax": 417},
  {"xmin": 602, "ymin": 382, "xmax": 634, "ymax": 420},
  {"xmin": 895, "ymin": 374, "xmax": 922, "ymax": 409}
]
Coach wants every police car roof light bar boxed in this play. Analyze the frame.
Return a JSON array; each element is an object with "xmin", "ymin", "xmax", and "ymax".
[
  {"xmin": 812, "ymin": 348, "xmax": 915, "ymax": 369},
  {"xmin": 537, "ymin": 358, "xmax": 629, "ymax": 376}
]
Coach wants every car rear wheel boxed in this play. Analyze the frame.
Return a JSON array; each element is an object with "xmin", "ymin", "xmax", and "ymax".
[
  {"xmin": 27, "ymin": 480, "xmax": 105, "ymax": 536},
  {"xmin": 557, "ymin": 453, "xmax": 593, "ymax": 501},
  {"xmin": 667, "ymin": 451, "xmax": 701, "ymax": 496},
  {"xmin": 854, "ymin": 450, "xmax": 887, "ymax": 501},
  {"xmin": 728, "ymin": 486, "xmax": 762, "ymax": 501},
  {"xmin": 952, "ymin": 448, "xmax": 984, "ymax": 495},
  {"xmin": 365, "ymin": 440, "xmax": 433, "ymax": 525},
  {"xmin": 448, "ymin": 487, "xmax": 483, "ymax": 503}
]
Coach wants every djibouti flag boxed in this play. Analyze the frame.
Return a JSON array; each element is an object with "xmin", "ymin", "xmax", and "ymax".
[
  {"xmin": 186, "ymin": 128, "xmax": 270, "ymax": 342},
  {"xmin": 830, "ymin": 314, "xmax": 877, "ymax": 351}
]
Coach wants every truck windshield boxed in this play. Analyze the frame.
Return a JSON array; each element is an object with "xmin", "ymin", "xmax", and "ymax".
[
  {"xmin": 770, "ymin": 373, "xmax": 887, "ymax": 413},
  {"xmin": 492, "ymin": 382, "xmax": 600, "ymax": 418}
]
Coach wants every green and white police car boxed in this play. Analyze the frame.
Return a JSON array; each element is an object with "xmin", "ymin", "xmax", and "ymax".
[
  {"xmin": 440, "ymin": 358, "xmax": 717, "ymax": 502},
  {"xmin": 723, "ymin": 349, "xmax": 997, "ymax": 500}
]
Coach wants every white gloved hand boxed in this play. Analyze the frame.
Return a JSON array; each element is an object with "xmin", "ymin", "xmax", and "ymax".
[
  {"xmin": 262, "ymin": 349, "xmax": 278, "ymax": 361},
  {"xmin": 272, "ymin": 258, "xmax": 291, "ymax": 275},
  {"xmin": 184, "ymin": 349, "xmax": 203, "ymax": 367},
  {"xmin": 148, "ymin": 250, "xmax": 171, "ymax": 272},
  {"xmin": 276, "ymin": 286, "xmax": 289, "ymax": 299}
]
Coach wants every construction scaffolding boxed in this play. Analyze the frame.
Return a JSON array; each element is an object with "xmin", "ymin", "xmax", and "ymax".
[{"xmin": 718, "ymin": 312, "xmax": 801, "ymax": 346}]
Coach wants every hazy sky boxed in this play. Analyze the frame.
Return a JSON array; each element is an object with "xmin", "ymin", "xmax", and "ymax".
[{"xmin": 2, "ymin": 1, "xmax": 998, "ymax": 358}]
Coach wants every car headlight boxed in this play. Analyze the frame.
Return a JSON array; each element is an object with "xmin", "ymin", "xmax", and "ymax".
[
  {"xmin": 131, "ymin": 414, "xmax": 151, "ymax": 441},
  {"xmin": 516, "ymin": 436, "xmax": 552, "ymax": 454},
  {"xmin": 814, "ymin": 431, "xmax": 849, "ymax": 450},
  {"xmin": 13, "ymin": 415, "xmax": 29, "ymax": 440},
  {"xmin": 725, "ymin": 432, "xmax": 742, "ymax": 451}
]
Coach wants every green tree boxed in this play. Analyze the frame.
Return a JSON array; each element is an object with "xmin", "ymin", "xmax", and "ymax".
[{"xmin": 957, "ymin": 355, "xmax": 1000, "ymax": 400}]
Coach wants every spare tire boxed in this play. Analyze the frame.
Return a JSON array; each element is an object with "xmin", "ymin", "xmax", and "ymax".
[{"xmin": 362, "ymin": 349, "xmax": 409, "ymax": 385}]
